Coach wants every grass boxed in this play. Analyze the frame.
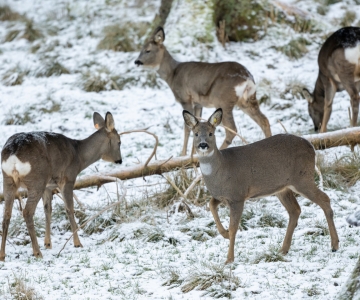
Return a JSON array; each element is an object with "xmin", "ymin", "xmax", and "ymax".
[
  {"xmin": 253, "ymin": 245, "xmax": 288, "ymax": 264},
  {"xmin": 152, "ymin": 169, "xmax": 210, "ymax": 208},
  {"xmin": 0, "ymin": 5, "xmax": 23, "ymax": 21},
  {"xmin": 181, "ymin": 262, "xmax": 241, "ymax": 297},
  {"xmin": 2, "ymin": 65, "xmax": 29, "ymax": 86},
  {"xmin": 36, "ymin": 61, "xmax": 70, "ymax": 77},
  {"xmin": 340, "ymin": 10, "xmax": 357, "ymax": 27},
  {"xmin": 280, "ymin": 78, "xmax": 308, "ymax": 100},
  {"xmin": 7, "ymin": 272, "xmax": 43, "ymax": 300},
  {"xmin": 97, "ymin": 22, "xmax": 148, "ymax": 52},
  {"xmin": 315, "ymin": 152, "xmax": 360, "ymax": 190},
  {"xmin": 5, "ymin": 19, "xmax": 43, "ymax": 42},
  {"xmin": 257, "ymin": 212, "xmax": 286, "ymax": 228},
  {"xmin": 275, "ymin": 37, "xmax": 311, "ymax": 60}
]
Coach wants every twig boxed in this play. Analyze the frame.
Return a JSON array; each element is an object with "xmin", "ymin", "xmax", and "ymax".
[
  {"xmin": 73, "ymin": 192, "xmax": 85, "ymax": 211},
  {"xmin": 184, "ymin": 174, "xmax": 203, "ymax": 197},
  {"xmin": 57, "ymin": 183, "xmax": 126, "ymax": 257},
  {"xmin": 120, "ymin": 129, "xmax": 158, "ymax": 167},
  {"xmin": 277, "ymin": 120, "xmax": 288, "ymax": 133},
  {"xmin": 163, "ymin": 174, "xmax": 194, "ymax": 218}
]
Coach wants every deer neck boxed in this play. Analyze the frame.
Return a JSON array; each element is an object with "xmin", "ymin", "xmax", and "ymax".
[
  {"xmin": 77, "ymin": 130, "xmax": 107, "ymax": 171},
  {"xmin": 157, "ymin": 48, "xmax": 179, "ymax": 84},
  {"xmin": 198, "ymin": 148, "xmax": 222, "ymax": 177}
]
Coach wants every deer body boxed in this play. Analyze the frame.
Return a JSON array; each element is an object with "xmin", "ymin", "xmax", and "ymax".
[
  {"xmin": 183, "ymin": 109, "xmax": 339, "ymax": 264},
  {"xmin": 136, "ymin": 27, "xmax": 271, "ymax": 155},
  {"xmin": 0, "ymin": 112, "xmax": 122, "ymax": 261},
  {"xmin": 303, "ymin": 26, "xmax": 360, "ymax": 132}
]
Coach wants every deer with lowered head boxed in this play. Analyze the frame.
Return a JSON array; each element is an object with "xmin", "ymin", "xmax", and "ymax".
[
  {"xmin": 303, "ymin": 26, "xmax": 360, "ymax": 132},
  {"xmin": 135, "ymin": 27, "xmax": 271, "ymax": 156},
  {"xmin": 183, "ymin": 108, "xmax": 339, "ymax": 264},
  {"xmin": 0, "ymin": 112, "xmax": 122, "ymax": 261}
]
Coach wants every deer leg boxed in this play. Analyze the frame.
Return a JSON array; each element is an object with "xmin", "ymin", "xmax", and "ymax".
[
  {"xmin": 0, "ymin": 179, "xmax": 16, "ymax": 261},
  {"xmin": 180, "ymin": 103, "xmax": 194, "ymax": 156},
  {"xmin": 60, "ymin": 182, "xmax": 82, "ymax": 248},
  {"xmin": 292, "ymin": 183, "xmax": 339, "ymax": 252},
  {"xmin": 42, "ymin": 188, "xmax": 53, "ymax": 249},
  {"xmin": 241, "ymin": 94, "xmax": 272, "ymax": 137},
  {"xmin": 23, "ymin": 189, "xmax": 44, "ymax": 258},
  {"xmin": 209, "ymin": 198, "xmax": 229, "ymax": 239},
  {"xmin": 343, "ymin": 84, "xmax": 360, "ymax": 127},
  {"xmin": 276, "ymin": 189, "xmax": 301, "ymax": 255},
  {"xmin": 320, "ymin": 80, "xmax": 336, "ymax": 133},
  {"xmin": 225, "ymin": 201, "xmax": 244, "ymax": 264},
  {"xmin": 219, "ymin": 109, "xmax": 237, "ymax": 149}
]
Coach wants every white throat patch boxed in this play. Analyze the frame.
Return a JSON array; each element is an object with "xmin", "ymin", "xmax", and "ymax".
[
  {"xmin": 2, "ymin": 155, "xmax": 31, "ymax": 178},
  {"xmin": 200, "ymin": 162, "xmax": 212, "ymax": 176}
]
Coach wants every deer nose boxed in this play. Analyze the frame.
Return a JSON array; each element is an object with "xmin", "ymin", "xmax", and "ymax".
[
  {"xmin": 115, "ymin": 159, "xmax": 122, "ymax": 164},
  {"xmin": 199, "ymin": 143, "xmax": 208, "ymax": 149},
  {"xmin": 134, "ymin": 60, "xmax": 143, "ymax": 66}
]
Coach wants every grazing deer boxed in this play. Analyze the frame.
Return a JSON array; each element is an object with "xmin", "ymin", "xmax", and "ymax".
[
  {"xmin": 303, "ymin": 26, "xmax": 360, "ymax": 132},
  {"xmin": 0, "ymin": 112, "xmax": 122, "ymax": 261},
  {"xmin": 183, "ymin": 108, "xmax": 339, "ymax": 264},
  {"xmin": 135, "ymin": 27, "xmax": 271, "ymax": 156}
]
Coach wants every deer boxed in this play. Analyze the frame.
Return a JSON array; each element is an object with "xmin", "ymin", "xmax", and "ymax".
[
  {"xmin": 302, "ymin": 26, "xmax": 360, "ymax": 132},
  {"xmin": 0, "ymin": 112, "xmax": 122, "ymax": 261},
  {"xmin": 183, "ymin": 108, "xmax": 339, "ymax": 264},
  {"xmin": 135, "ymin": 26, "xmax": 271, "ymax": 156}
]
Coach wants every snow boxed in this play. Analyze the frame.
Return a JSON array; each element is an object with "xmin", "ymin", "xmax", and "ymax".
[{"xmin": 0, "ymin": 0, "xmax": 360, "ymax": 299}]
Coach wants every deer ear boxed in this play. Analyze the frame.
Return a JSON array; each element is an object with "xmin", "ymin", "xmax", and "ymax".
[
  {"xmin": 183, "ymin": 110, "xmax": 198, "ymax": 129},
  {"xmin": 208, "ymin": 108, "xmax": 222, "ymax": 127},
  {"xmin": 93, "ymin": 112, "xmax": 105, "ymax": 130},
  {"xmin": 105, "ymin": 112, "xmax": 115, "ymax": 132},
  {"xmin": 153, "ymin": 27, "xmax": 165, "ymax": 44},
  {"xmin": 302, "ymin": 88, "xmax": 314, "ymax": 104}
]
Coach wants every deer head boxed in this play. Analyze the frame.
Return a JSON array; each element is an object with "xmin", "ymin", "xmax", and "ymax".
[
  {"xmin": 302, "ymin": 88, "xmax": 324, "ymax": 132},
  {"xmin": 183, "ymin": 108, "xmax": 223, "ymax": 157},
  {"xmin": 135, "ymin": 27, "xmax": 165, "ymax": 69},
  {"xmin": 93, "ymin": 112, "xmax": 122, "ymax": 164}
]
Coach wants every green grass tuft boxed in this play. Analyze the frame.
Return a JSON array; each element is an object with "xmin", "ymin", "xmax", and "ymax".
[{"xmin": 253, "ymin": 245, "xmax": 288, "ymax": 264}]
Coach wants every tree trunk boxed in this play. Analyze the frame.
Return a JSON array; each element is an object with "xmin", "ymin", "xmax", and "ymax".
[
  {"xmin": 147, "ymin": 0, "xmax": 174, "ymax": 39},
  {"xmin": 338, "ymin": 256, "xmax": 360, "ymax": 299},
  {"xmin": 1, "ymin": 127, "xmax": 360, "ymax": 202}
]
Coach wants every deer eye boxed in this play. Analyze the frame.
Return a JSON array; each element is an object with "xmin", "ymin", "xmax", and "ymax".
[
  {"xmin": 146, "ymin": 50, "xmax": 150, "ymax": 53},
  {"xmin": 195, "ymin": 133, "xmax": 198, "ymax": 136},
  {"xmin": 209, "ymin": 133, "xmax": 213, "ymax": 136}
]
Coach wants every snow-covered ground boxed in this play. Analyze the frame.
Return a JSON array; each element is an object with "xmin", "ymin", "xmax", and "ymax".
[{"xmin": 0, "ymin": 0, "xmax": 360, "ymax": 298}]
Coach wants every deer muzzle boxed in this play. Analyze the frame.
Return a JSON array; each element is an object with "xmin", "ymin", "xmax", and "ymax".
[
  {"xmin": 115, "ymin": 159, "xmax": 122, "ymax": 164},
  {"xmin": 134, "ymin": 60, "xmax": 143, "ymax": 66},
  {"xmin": 199, "ymin": 142, "xmax": 208, "ymax": 150}
]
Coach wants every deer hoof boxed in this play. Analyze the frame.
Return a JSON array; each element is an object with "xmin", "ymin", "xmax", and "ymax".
[
  {"xmin": 74, "ymin": 243, "xmax": 83, "ymax": 248},
  {"xmin": 332, "ymin": 248, "xmax": 337, "ymax": 252},
  {"xmin": 33, "ymin": 252, "xmax": 43, "ymax": 259},
  {"xmin": 0, "ymin": 256, "xmax": 5, "ymax": 262},
  {"xmin": 225, "ymin": 257, "xmax": 234, "ymax": 265},
  {"xmin": 44, "ymin": 243, "xmax": 52, "ymax": 249}
]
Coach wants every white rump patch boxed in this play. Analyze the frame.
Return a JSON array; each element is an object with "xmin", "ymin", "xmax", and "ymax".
[
  {"xmin": 200, "ymin": 162, "xmax": 212, "ymax": 176},
  {"xmin": 345, "ymin": 43, "xmax": 360, "ymax": 65},
  {"xmin": 2, "ymin": 155, "xmax": 31, "ymax": 178},
  {"xmin": 234, "ymin": 79, "xmax": 256, "ymax": 100}
]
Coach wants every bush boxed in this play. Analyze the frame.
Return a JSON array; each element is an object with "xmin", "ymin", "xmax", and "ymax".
[{"xmin": 213, "ymin": 0, "xmax": 269, "ymax": 42}]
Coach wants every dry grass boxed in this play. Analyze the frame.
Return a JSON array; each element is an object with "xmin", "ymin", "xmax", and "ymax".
[
  {"xmin": 2, "ymin": 65, "xmax": 29, "ymax": 86},
  {"xmin": 152, "ymin": 169, "xmax": 210, "ymax": 208},
  {"xmin": 97, "ymin": 22, "xmax": 148, "ymax": 52},
  {"xmin": 7, "ymin": 272, "xmax": 43, "ymax": 300},
  {"xmin": 5, "ymin": 19, "xmax": 43, "ymax": 42},
  {"xmin": 0, "ymin": 5, "xmax": 23, "ymax": 21},
  {"xmin": 340, "ymin": 10, "xmax": 357, "ymax": 27},
  {"xmin": 315, "ymin": 152, "xmax": 360, "ymax": 190},
  {"xmin": 181, "ymin": 262, "xmax": 241, "ymax": 297},
  {"xmin": 253, "ymin": 245, "xmax": 288, "ymax": 264},
  {"xmin": 257, "ymin": 212, "xmax": 286, "ymax": 228},
  {"xmin": 36, "ymin": 60, "xmax": 70, "ymax": 77},
  {"xmin": 275, "ymin": 37, "xmax": 311, "ymax": 60}
]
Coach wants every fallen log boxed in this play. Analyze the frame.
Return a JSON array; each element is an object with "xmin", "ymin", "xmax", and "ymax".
[
  {"xmin": 1, "ymin": 127, "xmax": 360, "ymax": 202},
  {"xmin": 302, "ymin": 127, "xmax": 360, "ymax": 150}
]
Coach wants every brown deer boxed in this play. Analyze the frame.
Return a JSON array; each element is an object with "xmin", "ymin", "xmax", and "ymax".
[
  {"xmin": 183, "ymin": 108, "xmax": 339, "ymax": 264},
  {"xmin": 135, "ymin": 27, "xmax": 271, "ymax": 156},
  {"xmin": 0, "ymin": 112, "xmax": 122, "ymax": 261},
  {"xmin": 303, "ymin": 26, "xmax": 360, "ymax": 132}
]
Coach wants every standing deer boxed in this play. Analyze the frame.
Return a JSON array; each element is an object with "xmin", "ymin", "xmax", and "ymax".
[
  {"xmin": 135, "ymin": 27, "xmax": 271, "ymax": 156},
  {"xmin": 303, "ymin": 26, "xmax": 360, "ymax": 132},
  {"xmin": 0, "ymin": 112, "xmax": 122, "ymax": 261},
  {"xmin": 183, "ymin": 108, "xmax": 339, "ymax": 264}
]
